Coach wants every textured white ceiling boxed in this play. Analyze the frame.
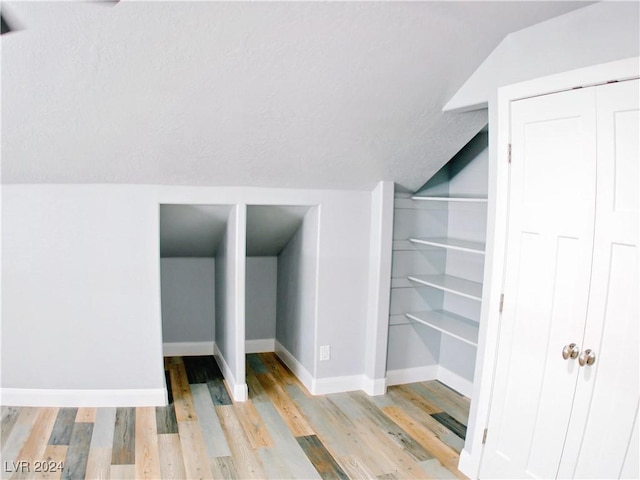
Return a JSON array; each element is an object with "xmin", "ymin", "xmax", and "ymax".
[{"xmin": 1, "ymin": 1, "xmax": 589, "ymax": 191}]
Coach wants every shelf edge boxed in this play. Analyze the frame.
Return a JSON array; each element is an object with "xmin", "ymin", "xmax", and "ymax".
[
  {"xmin": 405, "ymin": 312, "xmax": 479, "ymax": 347},
  {"xmin": 407, "ymin": 275, "xmax": 483, "ymax": 301}
]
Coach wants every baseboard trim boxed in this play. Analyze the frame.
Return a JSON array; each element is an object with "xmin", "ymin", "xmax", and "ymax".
[
  {"xmin": 245, "ymin": 338, "xmax": 275, "ymax": 354},
  {"xmin": 386, "ymin": 365, "xmax": 438, "ymax": 386},
  {"xmin": 362, "ymin": 375, "xmax": 387, "ymax": 396},
  {"xmin": 274, "ymin": 341, "xmax": 314, "ymax": 393},
  {"xmin": 163, "ymin": 341, "xmax": 215, "ymax": 357},
  {"xmin": 384, "ymin": 365, "xmax": 474, "ymax": 397},
  {"xmin": 274, "ymin": 341, "xmax": 381, "ymax": 396},
  {"xmin": 437, "ymin": 366, "xmax": 474, "ymax": 398},
  {"xmin": 312, "ymin": 374, "xmax": 365, "ymax": 395},
  {"xmin": 457, "ymin": 449, "xmax": 476, "ymax": 479},
  {"xmin": 0, "ymin": 388, "xmax": 167, "ymax": 407},
  {"xmin": 213, "ymin": 344, "xmax": 248, "ymax": 402}
]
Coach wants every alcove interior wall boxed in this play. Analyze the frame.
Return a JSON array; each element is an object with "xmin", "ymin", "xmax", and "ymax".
[
  {"xmin": 159, "ymin": 204, "xmax": 233, "ymax": 354},
  {"xmin": 245, "ymin": 205, "xmax": 318, "ymax": 379}
]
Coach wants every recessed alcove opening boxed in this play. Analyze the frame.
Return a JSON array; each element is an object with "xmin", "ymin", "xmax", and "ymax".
[
  {"xmin": 159, "ymin": 204, "xmax": 234, "ymax": 356},
  {"xmin": 244, "ymin": 205, "xmax": 319, "ymax": 383}
]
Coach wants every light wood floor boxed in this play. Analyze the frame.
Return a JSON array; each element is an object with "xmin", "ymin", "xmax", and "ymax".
[{"xmin": 1, "ymin": 353, "xmax": 470, "ymax": 479}]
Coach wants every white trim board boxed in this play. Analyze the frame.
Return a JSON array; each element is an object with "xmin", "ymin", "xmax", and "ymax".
[
  {"xmin": 362, "ymin": 376, "xmax": 387, "ymax": 396},
  {"xmin": 385, "ymin": 365, "xmax": 473, "ymax": 398},
  {"xmin": 275, "ymin": 341, "xmax": 314, "ymax": 392},
  {"xmin": 275, "ymin": 341, "xmax": 385, "ymax": 396},
  {"xmin": 313, "ymin": 374, "xmax": 367, "ymax": 396},
  {"xmin": 386, "ymin": 365, "xmax": 438, "ymax": 386},
  {"xmin": 0, "ymin": 388, "xmax": 167, "ymax": 407},
  {"xmin": 163, "ymin": 339, "xmax": 275, "ymax": 357},
  {"xmin": 458, "ymin": 450, "xmax": 474, "ymax": 479},
  {"xmin": 163, "ymin": 341, "xmax": 215, "ymax": 357},
  {"xmin": 437, "ymin": 367, "xmax": 473, "ymax": 398},
  {"xmin": 214, "ymin": 344, "xmax": 248, "ymax": 402}
]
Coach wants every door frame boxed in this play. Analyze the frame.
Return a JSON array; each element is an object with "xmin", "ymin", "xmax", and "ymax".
[{"xmin": 460, "ymin": 56, "xmax": 640, "ymax": 478}]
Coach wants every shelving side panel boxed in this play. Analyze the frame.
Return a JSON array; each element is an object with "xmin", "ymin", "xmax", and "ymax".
[
  {"xmin": 393, "ymin": 207, "xmax": 448, "ymax": 240},
  {"xmin": 392, "ymin": 249, "xmax": 446, "ymax": 279},
  {"xmin": 389, "ymin": 286, "xmax": 444, "ymax": 316},
  {"xmin": 386, "ymin": 324, "xmax": 441, "ymax": 371}
]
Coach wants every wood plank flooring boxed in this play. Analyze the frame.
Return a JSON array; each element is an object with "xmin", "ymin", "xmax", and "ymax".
[{"xmin": 1, "ymin": 353, "xmax": 470, "ymax": 479}]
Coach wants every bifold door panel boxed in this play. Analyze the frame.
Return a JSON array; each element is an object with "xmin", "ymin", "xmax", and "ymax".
[{"xmin": 480, "ymin": 79, "xmax": 639, "ymax": 479}]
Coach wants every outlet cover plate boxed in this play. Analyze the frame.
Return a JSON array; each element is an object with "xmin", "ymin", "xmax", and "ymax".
[{"xmin": 320, "ymin": 345, "xmax": 330, "ymax": 361}]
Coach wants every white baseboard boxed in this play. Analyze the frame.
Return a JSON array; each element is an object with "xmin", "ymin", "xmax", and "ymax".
[
  {"xmin": 274, "ymin": 341, "xmax": 381, "ymax": 396},
  {"xmin": 245, "ymin": 338, "xmax": 275, "ymax": 354},
  {"xmin": 457, "ymin": 449, "xmax": 477, "ymax": 479},
  {"xmin": 312, "ymin": 374, "xmax": 365, "ymax": 395},
  {"xmin": 0, "ymin": 388, "xmax": 167, "ymax": 407},
  {"xmin": 274, "ymin": 341, "xmax": 314, "ymax": 393},
  {"xmin": 213, "ymin": 344, "xmax": 247, "ymax": 402},
  {"xmin": 163, "ymin": 341, "xmax": 215, "ymax": 357},
  {"xmin": 384, "ymin": 365, "xmax": 473, "ymax": 397},
  {"xmin": 386, "ymin": 365, "xmax": 438, "ymax": 386},
  {"xmin": 437, "ymin": 366, "xmax": 474, "ymax": 398},
  {"xmin": 362, "ymin": 375, "xmax": 387, "ymax": 396}
]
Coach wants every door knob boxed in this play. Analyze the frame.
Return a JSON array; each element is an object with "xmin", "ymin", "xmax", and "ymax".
[
  {"xmin": 562, "ymin": 343, "xmax": 580, "ymax": 360},
  {"xmin": 578, "ymin": 349, "xmax": 596, "ymax": 366}
]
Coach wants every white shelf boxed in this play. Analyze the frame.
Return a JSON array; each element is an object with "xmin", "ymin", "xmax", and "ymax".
[
  {"xmin": 409, "ymin": 237, "xmax": 485, "ymax": 254},
  {"xmin": 405, "ymin": 310, "xmax": 479, "ymax": 346},
  {"xmin": 411, "ymin": 195, "xmax": 488, "ymax": 203},
  {"xmin": 408, "ymin": 274, "xmax": 483, "ymax": 301}
]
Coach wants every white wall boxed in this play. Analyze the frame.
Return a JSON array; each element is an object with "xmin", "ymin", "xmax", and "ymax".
[
  {"xmin": 214, "ymin": 204, "xmax": 247, "ymax": 400},
  {"xmin": 444, "ymin": 2, "xmax": 640, "ymax": 112},
  {"xmin": 364, "ymin": 181, "xmax": 394, "ymax": 393},
  {"xmin": 1, "ymin": 184, "xmax": 375, "ymax": 404},
  {"xmin": 245, "ymin": 257, "xmax": 277, "ymax": 341},
  {"xmin": 276, "ymin": 207, "xmax": 319, "ymax": 376},
  {"xmin": 214, "ymin": 217, "xmax": 231, "ymax": 362},
  {"xmin": 1, "ymin": 185, "xmax": 165, "ymax": 405},
  {"xmin": 313, "ymin": 194, "xmax": 372, "ymax": 381},
  {"xmin": 387, "ymin": 323, "xmax": 441, "ymax": 372},
  {"xmin": 161, "ymin": 258, "xmax": 215, "ymax": 344}
]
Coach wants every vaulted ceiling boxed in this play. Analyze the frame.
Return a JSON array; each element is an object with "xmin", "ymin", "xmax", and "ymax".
[{"xmin": 2, "ymin": 1, "xmax": 589, "ymax": 192}]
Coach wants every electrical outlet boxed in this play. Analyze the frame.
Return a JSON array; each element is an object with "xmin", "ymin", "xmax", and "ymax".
[{"xmin": 320, "ymin": 345, "xmax": 330, "ymax": 361}]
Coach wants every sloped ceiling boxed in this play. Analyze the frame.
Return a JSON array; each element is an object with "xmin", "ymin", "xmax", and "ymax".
[
  {"xmin": 160, "ymin": 205, "xmax": 232, "ymax": 257},
  {"xmin": 444, "ymin": 1, "xmax": 639, "ymax": 112},
  {"xmin": 246, "ymin": 205, "xmax": 310, "ymax": 256},
  {"xmin": 160, "ymin": 204, "xmax": 310, "ymax": 257},
  {"xmin": 1, "ymin": 1, "xmax": 589, "ymax": 192}
]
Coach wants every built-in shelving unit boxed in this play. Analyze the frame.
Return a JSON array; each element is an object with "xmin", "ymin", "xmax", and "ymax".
[
  {"xmin": 386, "ymin": 131, "xmax": 488, "ymax": 397},
  {"xmin": 406, "ymin": 193, "xmax": 486, "ymax": 341}
]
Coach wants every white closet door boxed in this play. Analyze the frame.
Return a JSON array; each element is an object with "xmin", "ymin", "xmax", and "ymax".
[
  {"xmin": 480, "ymin": 88, "xmax": 597, "ymax": 479},
  {"xmin": 558, "ymin": 79, "xmax": 639, "ymax": 480}
]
